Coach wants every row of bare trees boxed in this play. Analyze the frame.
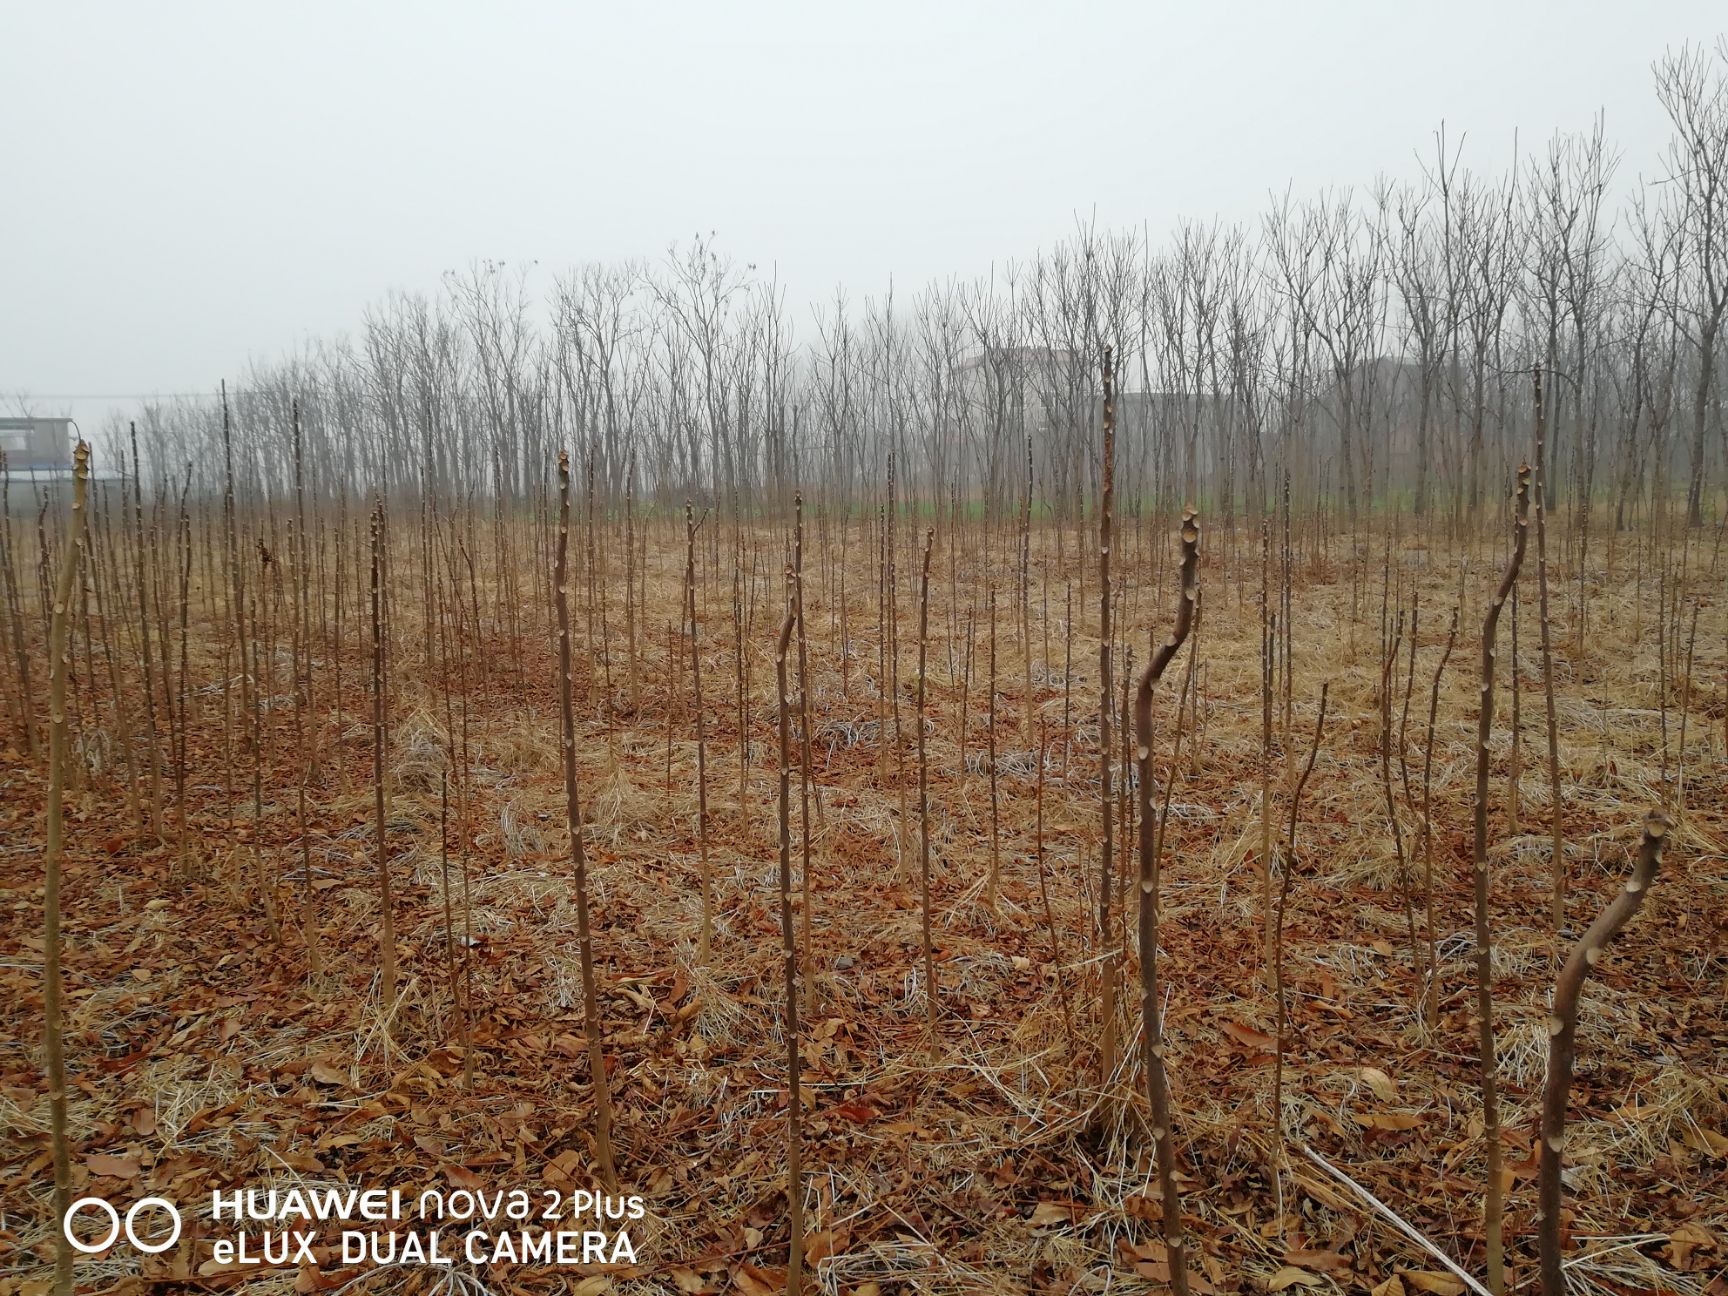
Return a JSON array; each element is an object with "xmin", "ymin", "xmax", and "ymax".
[{"xmin": 52, "ymin": 43, "xmax": 1723, "ymax": 546}]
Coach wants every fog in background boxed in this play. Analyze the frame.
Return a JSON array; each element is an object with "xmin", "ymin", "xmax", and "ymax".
[{"xmin": 3, "ymin": 0, "xmax": 1721, "ymax": 432}]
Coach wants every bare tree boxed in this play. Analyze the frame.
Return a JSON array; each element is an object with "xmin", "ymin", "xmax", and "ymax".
[
  {"xmin": 1538, "ymin": 812, "xmax": 1670, "ymax": 1296},
  {"xmin": 1133, "ymin": 509, "xmax": 1200, "ymax": 1296},
  {"xmin": 1654, "ymin": 41, "xmax": 1728, "ymax": 526},
  {"xmin": 1473, "ymin": 464, "xmax": 1532, "ymax": 1294}
]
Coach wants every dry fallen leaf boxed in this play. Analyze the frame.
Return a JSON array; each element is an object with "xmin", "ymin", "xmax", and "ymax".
[
  {"xmin": 1399, "ymin": 1270, "xmax": 1465, "ymax": 1296},
  {"xmin": 1137, "ymin": 1261, "xmax": 1217, "ymax": 1294},
  {"xmin": 1283, "ymin": 1248, "xmax": 1350, "ymax": 1272},
  {"xmin": 1358, "ymin": 1065, "xmax": 1397, "ymax": 1101},
  {"xmin": 198, "ymin": 1258, "xmax": 261, "ymax": 1277},
  {"xmin": 444, "ymin": 1163, "xmax": 484, "ymax": 1189},
  {"xmin": 1668, "ymin": 1221, "xmax": 1719, "ymax": 1270},
  {"xmin": 1030, "ymin": 1201, "xmax": 1078, "ymax": 1227},
  {"xmin": 1353, "ymin": 1111, "xmax": 1423, "ymax": 1131},
  {"xmin": 1267, "ymin": 1266, "xmax": 1323, "ymax": 1290},
  {"xmin": 1223, "ymin": 1020, "xmax": 1277, "ymax": 1050},
  {"xmin": 731, "ymin": 1264, "xmax": 781, "ymax": 1296},
  {"xmin": 84, "ymin": 1153, "xmax": 141, "ymax": 1178}
]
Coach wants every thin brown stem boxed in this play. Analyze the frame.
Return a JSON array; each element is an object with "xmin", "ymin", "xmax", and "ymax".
[
  {"xmin": 1132, "ymin": 508, "xmax": 1199, "ymax": 1296},
  {"xmin": 1538, "ymin": 812, "xmax": 1668, "ymax": 1296}
]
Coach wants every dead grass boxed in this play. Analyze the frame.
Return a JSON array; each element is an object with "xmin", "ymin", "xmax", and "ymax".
[{"xmin": 0, "ymin": 517, "xmax": 1722, "ymax": 1294}]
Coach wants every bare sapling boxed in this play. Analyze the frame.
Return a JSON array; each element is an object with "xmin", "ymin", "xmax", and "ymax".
[
  {"xmin": 0, "ymin": 450, "xmax": 37, "ymax": 756},
  {"xmin": 1098, "ymin": 343, "xmax": 1119, "ymax": 1087},
  {"xmin": 439, "ymin": 773, "xmax": 472, "ymax": 1087},
  {"xmin": 172, "ymin": 470, "xmax": 193, "ymax": 876},
  {"xmin": 1034, "ymin": 718, "xmax": 1078, "ymax": 1066},
  {"xmin": 43, "ymin": 439, "xmax": 89, "ymax": 1296},
  {"xmin": 1398, "ymin": 593, "xmax": 1419, "ymax": 811},
  {"xmin": 1260, "ymin": 519, "xmax": 1275, "ymax": 979},
  {"xmin": 448, "ymin": 545, "xmax": 479, "ymax": 1091},
  {"xmin": 1509, "ymin": 582, "xmax": 1522, "ymax": 834},
  {"xmin": 1421, "ymin": 607, "xmax": 1460, "ymax": 1030},
  {"xmin": 946, "ymin": 482, "xmax": 960, "ymax": 673},
  {"xmin": 917, "ymin": 527, "xmax": 939, "ymax": 1048},
  {"xmin": 1116, "ymin": 642, "xmax": 1134, "ymax": 968},
  {"xmin": 1132, "ymin": 508, "xmax": 1200, "ymax": 1296},
  {"xmin": 685, "ymin": 502, "xmax": 713, "ymax": 962},
  {"xmin": 1537, "ymin": 811, "xmax": 1669, "ymax": 1296},
  {"xmin": 889, "ymin": 462, "xmax": 909, "ymax": 862},
  {"xmin": 625, "ymin": 453, "xmax": 640, "ymax": 714},
  {"xmin": 1677, "ymin": 602, "xmax": 1698, "ymax": 809},
  {"xmin": 794, "ymin": 494, "xmax": 816, "ymax": 1012},
  {"xmin": 1281, "ymin": 471, "xmax": 1294, "ymax": 748},
  {"xmin": 1274, "ymin": 681, "xmax": 1330, "ymax": 1175},
  {"xmin": 292, "ymin": 398, "xmax": 316, "ymax": 779},
  {"xmin": 986, "ymin": 587, "xmax": 1001, "ymax": 911},
  {"xmin": 249, "ymin": 588, "xmax": 269, "ymax": 931},
  {"xmin": 216, "ymin": 399, "xmax": 243, "ymax": 865},
  {"xmin": 959, "ymin": 605, "xmax": 975, "ymax": 766},
  {"xmin": 1150, "ymin": 592, "xmax": 1201, "ymax": 916},
  {"xmin": 133, "ymin": 423, "xmax": 164, "ymax": 840},
  {"xmin": 1021, "ymin": 431, "xmax": 1035, "ymax": 740},
  {"xmin": 665, "ymin": 619, "xmax": 676, "ymax": 797},
  {"xmin": 1530, "ymin": 369, "xmax": 1566, "ymax": 933},
  {"xmin": 556, "ymin": 450, "xmax": 617, "ymax": 1189},
  {"xmin": 1473, "ymin": 463, "xmax": 1532, "ymax": 1294},
  {"xmin": 371, "ymin": 503, "xmax": 396, "ymax": 1005},
  {"xmin": 75, "ymin": 510, "xmax": 97, "ymax": 790},
  {"xmin": 733, "ymin": 543, "xmax": 750, "ymax": 834},
  {"xmin": 584, "ymin": 456, "xmax": 598, "ymax": 712},
  {"xmin": 876, "ymin": 506, "xmax": 890, "ymax": 783},
  {"xmin": 837, "ymin": 510, "xmax": 851, "ymax": 702},
  {"xmin": 774, "ymin": 568, "xmax": 806, "ymax": 1294},
  {"xmin": 333, "ymin": 494, "xmax": 345, "ymax": 746},
  {"xmin": 1062, "ymin": 579, "xmax": 1073, "ymax": 777},
  {"xmin": 89, "ymin": 504, "xmax": 141, "ymax": 828},
  {"xmin": 1657, "ymin": 562, "xmax": 1671, "ymax": 797},
  {"xmin": 292, "ymin": 424, "xmax": 322, "ymax": 974},
  {"xmin": 1379, "ymin": 611, "xmax": 1419, "ymax": 991}
]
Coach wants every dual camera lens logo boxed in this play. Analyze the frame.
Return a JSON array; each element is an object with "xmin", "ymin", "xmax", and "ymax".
[{"xmin": 62, "ymin": 1197, "xmax": 183, "ymax": 1254}]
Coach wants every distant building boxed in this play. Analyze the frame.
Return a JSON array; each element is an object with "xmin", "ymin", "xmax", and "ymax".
[
  {"xmin": 0, "ymin": 417, "xmax": 73, "ymax": 471},
  {"xmin": 953, "ymin": 346, "xmax": 1079, "ymax": 439},
  {"xmin": 0, "ymin": 418, "xmax": 121, "ymax": 506},
  {"xmin": 1109, "ymin": 388, "xmax": 1220, "ymax": 432},
  {"xmin": 955, "ymin": 346, "xmax": 1082, "ymax": 381}
]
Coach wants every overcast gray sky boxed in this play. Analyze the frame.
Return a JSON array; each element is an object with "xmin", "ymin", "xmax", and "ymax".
[{"xmin": 4, "ymin": 0, "xmax": 1722, "ymax": 428}]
